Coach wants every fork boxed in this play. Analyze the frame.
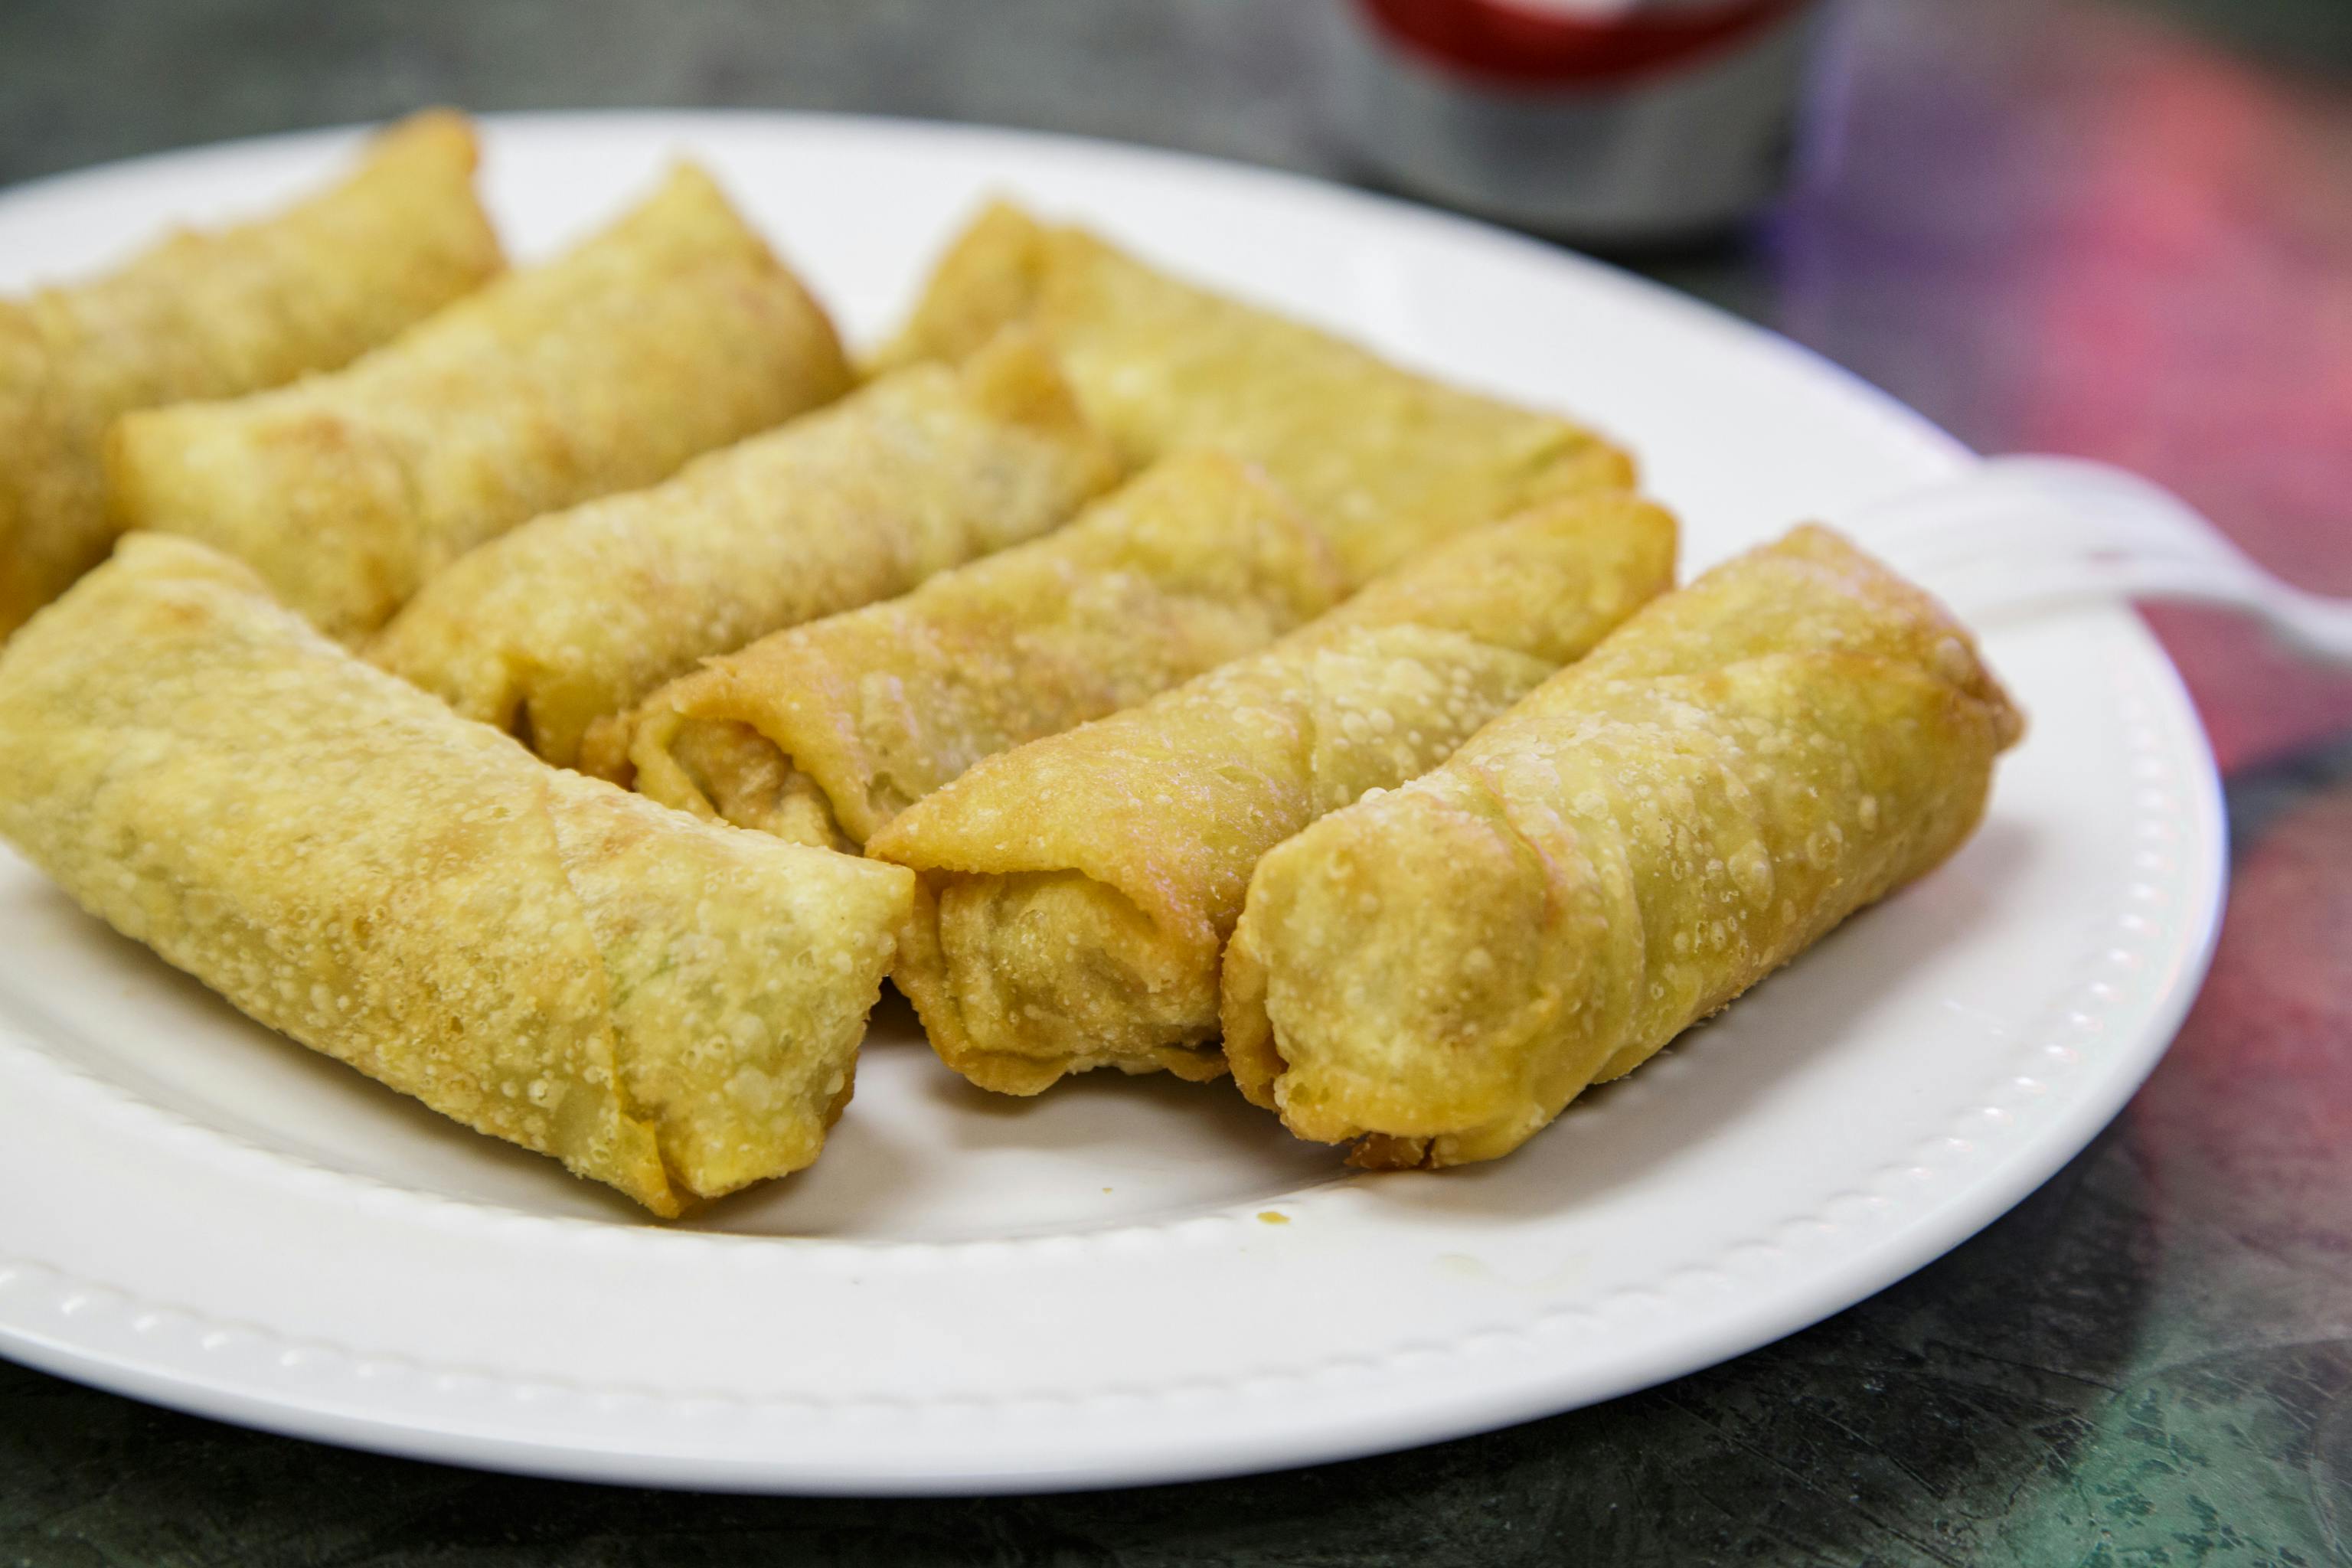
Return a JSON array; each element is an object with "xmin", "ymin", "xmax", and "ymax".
[{"xmin": 1844, "ymin": 455, "xmax": 2352, "ymax": 665}]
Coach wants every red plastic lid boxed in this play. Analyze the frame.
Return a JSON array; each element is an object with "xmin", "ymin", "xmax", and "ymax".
[{"xmin": 1356, "ymin": 0, "xmax": 1812, "ymax": 87}]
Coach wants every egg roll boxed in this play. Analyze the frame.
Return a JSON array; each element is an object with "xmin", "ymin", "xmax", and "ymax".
[
  {"xmin": 874, "ymin": 201, "xmax": 1633, "ymax": 586},
  {"xmin": 608, "ymin": 450, "xmax": 1344, "ymax": 850},
  {"xmin": 0, "ymin": 534, "xmax": 914, "ymax": 1217},
  {"xmin": 1222, "ymin": 525, "xmax": 2025, "ymax": 1168},
  {"xmin": 0, "ymin": 110, "xmax": 501, "ymax": 642},
  {"xmin": 371, "ymin": 329, "xmax": 1118, "ymax": 769},
  {"xmin": 871, "ymin": 492, "xmax": 1677, "ymax": 1094},
  {"xmin": 108, "ymin": 163, "xmax": 853, "ymax": 643}
]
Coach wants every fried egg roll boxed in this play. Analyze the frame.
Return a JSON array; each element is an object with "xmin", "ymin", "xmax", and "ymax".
[
  {"xmin": 874, "ymin": 201, "xmax": 1633, "ymax": 586},
  {"xmin": 0, "ymin": 110, "xmax": 501, "ymax": 641},
  {"xmin": 371, "ymin": 329, "xmax": 1118, "ymax": 769},
  {"xmin": 0, "ymin": 534, "xmax": 913, "ymax": 1216},
  {"xmin": 871, "ymin": 492, "xmax": 1677, "ymax": 1094},
  {"xmin": 608, "ymin": 450, "xmax": 1344, "ymax": 849},
  {"xmin": 109, "ymin": 163, "xmax": 853, "ymax": 643},
  {"xmin": 1222, "ymin": 525, "xmax": 2024, "ymax": 1168}
]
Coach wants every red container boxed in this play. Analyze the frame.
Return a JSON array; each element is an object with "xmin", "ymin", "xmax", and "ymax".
[{"xmin": 1331, "ymin": 0, "xmax": 1827, "ymax": 241}]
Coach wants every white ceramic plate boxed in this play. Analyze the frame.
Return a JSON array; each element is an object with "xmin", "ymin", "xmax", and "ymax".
[{"xmin": 0, "ymin": 113, "xmax": 2226, "ymax": 1494}]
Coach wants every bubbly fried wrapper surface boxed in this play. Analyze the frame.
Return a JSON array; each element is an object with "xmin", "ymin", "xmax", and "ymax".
[
  {"xmin": 875, "ymin": 201, "xmax": 1633, "ymax": 586},
  {"xmin": 0, "ymin": 534, "xmax": 915, "ymax": 1216},
  {"xmin": 372, "ymin": 328, "xmax": 1117, "ymax": 767},
  {"xmin": 615, "ymin": 449, "xmax": 1344, "ymax": 848},
  {"xmin": 109, "ymin": 162, "xmax": 853, "ymax": 643},
  {"xmin": 1221, "ymin": 525, "xmax": 2024, "ymax": 1168},
  {"xmin": 0, "ymin": 109, "xmax": 501, "ymax": 642},
  {"xmin": 868, "ymin": 492, "xmax": 1678, "ymax": 1095}
]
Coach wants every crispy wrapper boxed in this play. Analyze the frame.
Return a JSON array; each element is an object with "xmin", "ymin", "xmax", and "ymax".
[
  {"xmin": 371, "ymin": 329, "xmax": 1117, "ymax": 769},
  {"xmin": 1221, "ymin": 525, "xmax": 2026, "ymax": 1168},
  {"xmin": 608, "ymin": 450, "xmax": 1344, "ymax": 849},
  {"xmin": 0, "ymin": 111, "xmax": 501, "ymax": 641},
  {"xmin": 874, "ymin": 201, "xmax": 1633, "ymax": 586},
  {"xmin": 109, "ymin": 163, "xmax": 853, "ymax": 643},
  {"xmin": 0, "ymin": 534, "xmax": 915, "ymax": 1216},
  {"xmin": 870, "ymin": 493, "xmax": 1677, "ymax": 1094}
]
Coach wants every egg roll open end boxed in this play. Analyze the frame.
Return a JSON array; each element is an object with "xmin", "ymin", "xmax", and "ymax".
[
  {"xmin": 643, "ymin": 707, "xmax": 856, "ymax": 852},
  {"xmin": 1220, "ymin": 774, "xmax": 1572, "ymax": 1152},
  {"xmin": 904, "ymin": 870, "xmax": 1227, "ymax": 1096}
]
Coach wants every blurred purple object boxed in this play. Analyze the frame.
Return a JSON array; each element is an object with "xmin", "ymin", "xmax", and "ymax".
[{"xmin": 1330, "ymin": 0, "xmax": 1825, "ymax": 241}]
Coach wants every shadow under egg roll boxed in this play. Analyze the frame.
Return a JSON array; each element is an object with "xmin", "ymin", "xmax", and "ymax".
[
  {"xmin": 371, "ymin": 328, "xmax": 1119, "ymax": 769},
  {"xmin": 108, "ymin": 162, "xmax": 854, "ymax": 644},
  {"xmin": 0, "ymin": 110, "xmax": 502, "ymax": 642},
  {"xmin": 1221, "ymin": 525, "xmax": 2026, "ymax": 1169},
  {"xmin": 605, "ymin": 449, "xmax": 1344, "ymax": 850},
  {"xmin": 868, "ymin": 492, "xmax": 1677, "ymax": 1095},
  {"xmin": 0, "ymin": 534, "xmax": 915, "ymax": 1217},
  {"xmin": 873, "ymin": 201, "xmax": 1633, "ymax": 587}
]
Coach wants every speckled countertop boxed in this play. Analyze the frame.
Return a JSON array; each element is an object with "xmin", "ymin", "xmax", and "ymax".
[{"xmin": 4, "ymin": 1, "xmax": 2350, "ymax": 1562}]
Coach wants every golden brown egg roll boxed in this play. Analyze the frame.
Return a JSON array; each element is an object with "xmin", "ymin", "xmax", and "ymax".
[
  {"xmin": 0, "ymin": 110, "xmax": 501, "ymax": 641},
  {"xmin": 1222, "ymin": 525, "xmax": 2025, "ymax": 1168},
  {"xmin": 607, "ymin": 450, "xmax": 1344, "ymax": 849},
  {"xmin": 0, "ymin": 534, "xmax": 914, "ymax": 1217},
  {"xmin": 371, "ymin": 329, "xmax": 1119, "ymax": 769},
  {"xmin": 108, "ymin": 162, "xmax": 853, "ymax": 643},
  {"xmin": 873, "ymin": 201, "xmax": 1633, "ymax": 586},
  {"xmin": 870, "ymin": 492, "xmax": 1677, "ymax": 1095}
]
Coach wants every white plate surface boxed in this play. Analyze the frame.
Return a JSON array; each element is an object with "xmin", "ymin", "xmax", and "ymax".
[{"xmin": 0, "ymin": 112, "xmax": 2226, "ymax": 1494}]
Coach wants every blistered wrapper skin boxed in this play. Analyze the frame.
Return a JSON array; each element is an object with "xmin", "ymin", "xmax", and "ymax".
[
  {"xmin": 0, "ymin": 111, "xmax": 501, "ymax": 641},
  {"xmin": 109, "ymin": 163, "xmax": 852, "ymax": 643},
  {"xmin": 875, "ymin": 201, "xmax": 1633, "ymax": 586},
  {"xmin": 869, "ymin": 493, "xmax": 1677, "ymax": 1094},
  {"xmin": 0, "ymin": 534, "xmax": 914, "ymax": 1216},
  {"xmin": 615, "ymin": 450, "xmax": 1344, "ymax": 848},
  {"xmin": 1221, "ymin": 525, "xmax": 2024, "ymax": 1168},
  {"xmin": 372, "ymin": 330, "xmax": 1116, "ymax": 768}
]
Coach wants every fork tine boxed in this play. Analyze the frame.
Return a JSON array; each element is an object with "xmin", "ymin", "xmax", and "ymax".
[
  {"xmin": 1925, "ymin": 560, "xmax": 2265, "ymax": 619},
  {"xmin": 1833, "ymin": 455, "xmax": 2352, "ymax": 668},
  {"xmin": 1870, "ymin": 511, "xmax": 2217, "ymax": 574},
  {"xmin": 1851, "ymin": 456, "xmax": 2254, "ymax": 582},
  {"xmin": 1865, "ymin": 510, "xmax": 2231, "ymax": 586}
]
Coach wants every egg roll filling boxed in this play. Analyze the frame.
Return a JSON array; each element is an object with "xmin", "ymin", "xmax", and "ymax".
[
  {"xmin": 641, "ymin": 711, "xmax": 855, "ymax": 852},
  {"xmin": 930, "ymin": 871, "xmax": 1229, "ymax": 1087}
]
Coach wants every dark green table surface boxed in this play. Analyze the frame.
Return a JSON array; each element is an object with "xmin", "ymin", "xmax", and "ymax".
[{"xmin": 5, "ymin": 1, "xmax": 2351, "ymax": 1562}]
